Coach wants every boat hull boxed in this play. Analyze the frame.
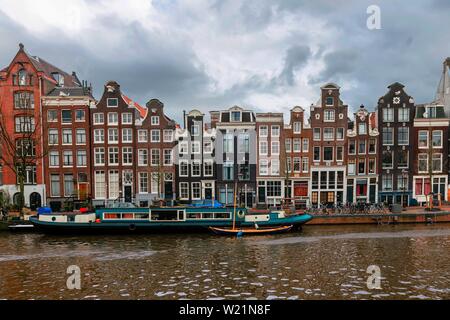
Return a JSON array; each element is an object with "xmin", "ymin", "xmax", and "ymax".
[{"xmin": 209, "ymin": 225, "xmax": 293, "ymax": 236}]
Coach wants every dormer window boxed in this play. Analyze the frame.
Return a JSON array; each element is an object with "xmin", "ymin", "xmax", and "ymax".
[
  {"xmin": 151, "ymin": 116, "xmax": 159, "ymax": 125},
  {"xmin": 18, "ymin": 69, "xmax": 27, "ymax": 86},
  {"xmin": 424, "ymin": 106, "xmax": 437, "ymax": 118},
  {"xmin": 326, "ymin": 97, "xmax": 334, "ymax": 106},
  {"xmin": 52, "ymin": 73, "xmax": 64, "ymax": 87},
  {"xmin": 231, "ymin": 111, "xmax": 241, "ymax": 122},
  {"xmin": 107, "ymin": 98, "xmax": 118, "ymax": 107}
]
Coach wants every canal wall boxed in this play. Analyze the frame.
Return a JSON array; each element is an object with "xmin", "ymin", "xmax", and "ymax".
[{"xmin": 305, "ymin": 212, "xmax": 450, "ymax": 225}]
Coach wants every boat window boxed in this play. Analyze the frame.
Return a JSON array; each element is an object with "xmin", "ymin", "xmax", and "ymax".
[
  {"xmin": 122, "ymin": 213, "xmax": 134, "ymax": 219},
  {"xmin": 104, "ymin": 213, "xmax": 121, "ymax": 219},
  {"xmin": 214, "ymin": 212, "xmax": 230, "ymax": 219},
  {"xmin": 178, "ymin": 210, "xmax": 184, "ymax": 220},
  {"xmin": 68, "ymin": 215, "xmax": 75, "ymax": 222},
  {"xmin": 202, "ymin": 212, "xmax": 214, "ymax": 219},
  {"xmin": 187, "ymin": 212, "xmax": 201, "ymax": 219},
  {"xmin": 151, "ymin": 210, "xmax": 180, "ymax": 221},
  {"xmin": 134, "ymin": 213, "xmax": 149, "ymax": 220}
]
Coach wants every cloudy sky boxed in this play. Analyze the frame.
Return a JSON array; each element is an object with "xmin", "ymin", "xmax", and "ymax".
[{"xmin": 1, "ymin": 0, "xmax": 449, "ymax": 123}]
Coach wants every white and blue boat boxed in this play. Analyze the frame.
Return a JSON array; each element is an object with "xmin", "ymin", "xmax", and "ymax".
[{"xmin": 29, "ymin": 206, "xmax": 312, "ymax": 234}]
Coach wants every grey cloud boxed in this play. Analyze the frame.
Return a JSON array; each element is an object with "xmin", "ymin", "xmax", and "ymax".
[{"xmin": 279, "ymin": 45, "xmax": 312, "ymax": 86}]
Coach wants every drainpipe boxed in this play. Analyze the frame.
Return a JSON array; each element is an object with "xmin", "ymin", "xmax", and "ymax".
[{"xmin": 39, "ymin": 76, "xmax": 46, "ymax": 206}]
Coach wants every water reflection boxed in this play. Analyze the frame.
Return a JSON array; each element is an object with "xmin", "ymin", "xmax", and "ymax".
[{"xmin": 0, "ymin": 224, "xmax": 449, "ymax": 300}]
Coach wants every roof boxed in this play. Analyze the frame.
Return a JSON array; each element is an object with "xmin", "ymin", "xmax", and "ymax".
[
  {"xmin": 121, "ymin": 94, "xmax": 147, "ymax": 118},
  {"xmin": 46, "ymin": 86, "xmax": 94, "ymax": 98},
  {"xmin": 434, "ymin": 59, "xmax": 450, "ymax": 116}
]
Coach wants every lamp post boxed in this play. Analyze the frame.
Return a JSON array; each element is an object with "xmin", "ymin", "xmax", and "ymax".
[{"xmin": 401, "ymin": 169, "xmax": 408, "ymax": 209}]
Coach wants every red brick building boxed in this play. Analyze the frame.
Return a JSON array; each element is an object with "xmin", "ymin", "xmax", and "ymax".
[{"xmin": 0, "ymin": 43, "xmax": 82, "ymax": 209}]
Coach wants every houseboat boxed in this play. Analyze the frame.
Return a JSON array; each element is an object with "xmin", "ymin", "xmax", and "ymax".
[{"xmin": 29, "ymin": 207, "xmax": 312, "ymax": 234}]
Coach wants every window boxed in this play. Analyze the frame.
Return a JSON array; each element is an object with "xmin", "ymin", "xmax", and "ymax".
[
  {"xmin": 49, "ymin": 129, "xmax": 59, "ymax": 145},
  {"xmin": 108, "ymin": 171, "xmax": 119, "ymax": 198},
  {"xmin": 16, "ymin": 166, "xmax": 37, "ymax": 185},
  {"xmin": 14, "ymin": 92, "xmax": 34, "ymax": 109},
  {"xmin": 179, "ymin": 161, "xmax": 189, "ymax": 177},
  {"xmin": 382, "ymin": 175, "xmax": 393, "ymax": 191},
  {"xmin": 139, "ymin": 172, "xmax": 149, "ymax": 193},
  {"xmin": 324, "ymin": 147, "xmax": 333, "ymax": 161},
  {"xmin": 231, "ymin": 111, "xmax": 241, "ymax": 122},
  {"xmin": 348, "ymin": 140, "xmax": 356, "ymax": 154},
  {"xmin": 163, "ymin": 130, "xmax": 173, "ymax": 142},
  {"xmin": 398, "ymin": 108, "xmax": 409, "ymax": 122},
  {"xmin": 223, "ymin": 134, "xmax": 234, "ymax": 153},
  {"xmin": 368, "ymin": 159, "xmax": 376, "ymax": 174},
  {"xmin": 94, "ymin": 171, "xmax": 106, "ymax": 198},
  {"xmin": 108, "ymin": 112, "xmax": 118, "ymax": 125},
  {"xmin": 382, "ymin": 127, "xmax": 393, "ymax": 145},
  {"xmin": 324, "ymin": 109, "xmax": 335, "ymax": 121},
  {"xmin": 94, "ymin": 113, "xmax": 104, "ymax": 125},
  {"xmin": 15, "ymin": 116, "xmax": 35, "ymax": 133},
  {"xmin": 358, "ymin": 159, "xmax": 365, "ymax": 174},
  {"xmin": 286, "ymin": 158, "xmax": 291, "ymax": 173},
  {"xmin": 108, "ymin": 128, "xmax": 118, "ymax": 143},
  {"xmin": 122, "ymin": 113, "xmax": 132, "ymax": 124},
  {"xmin": 302, "ymin": 138, "xmax": 309, "ymax": 152},
  {"xmin": 191, "ymin": 161, "xmax": 201, "ymax": 176},
  {"xmin": 271, "ymin": 141, "xmax": 280, "ymax": 155},
  {"xmin": 369, "ymin": 138, "xmax": 376, "ymax": 153},
  {"xmin": 191, "ymin": 141, "xmax": 200, "ymax": 154},
  {"xmin": 313, "ymin": 128, "xmax": 321, "ymax": 140},
  {"xmin": 191, "ymin": 125, "xmax": 199, "ymax": 136},
  {"xmin": 108, "ymin": 147, "xmax": 119, "ymax": 165},
  {"xmin": 285, "ymin": 139, "xmax": 292, "ymax": 153},
  {"xmin": 64, "ymin": 174, "xmax": 74, "ymax": 197},
  {"xmin": 238, "ymin": 133, "xmax": 250, "ymax": 153},
  {"xmin": 122, "ymin": 128, "xmax": 133, "ymax": 143},
  {"xmin": 191, "ymin": 182, "xmax": 201, "ymax": 199},
  {"xmin": 418, "ymin": 131, "xmax": 428, "ymax": 148},
  {"xmin": 77, "ymin": 150, "xmax": 87, "ymax": 166},
  {"xmin": 239, "ymin": 163, "xmax": 250, "ymax": 180},
  {"xmin": 324, "ymin": 128, "xmax": 334, "ymax": 140},
  {"xmin": 259, "ymin": 126, "xmax": 268, "ymax": 137},
  {"xmin": 432, "ymin": 130, "xmax": 442, "ymax": 148},
  {"xmin": 164, "ymin": 149, "xmax": 172, "ymax": 166},
  {"xmin": 418, "ymin": 154, "xmax": 428, "ymax": 173},
  {"xmin": 398, "ymin": 150, "xmax": 408, "ymax": 168},
  {"xmin": 313, "ymin": 146, "xmax": 320, "ymax": 161},
  {"xmin": 16, "ymin": 139, "xmax": 35, "ymax": 157},
  {"xmin": 47, "ymin": 110, "xmax": 58, "ymax": 122},
  {"xmin": 76, "ymin": 129, "xmax": 86, "ymax": 144},
  {"xmin": 293, "ymin": 122, "xmax": 301, "ymax": 134},
  {"xmin": 382, "ymin": 150, "xmax": 393, "ymax": 169},
  {"xmin": 358, "ymin": 123, "xmax": 367, "ymax": 135},
  {"xmin": 61, "ymin": 110, "xmax": 72, "ymax": 123},
  {"xmin": 271, "ymin": 125, "xmax": 280, "ymax": 137},
  {"xmin": 179, "ymin": 141, "xmax": 188, "ymax": 154},
  {"xmin": 336, "ymin": 128, "xmax": 344, "ymax": 140},
  {"xmin": 62, "ymin": 129, "xmax": 72, "ymax": 144},
  {"xmin": 50, "ymin": 174, "xmax": 60, "ymax": 197},
  {"xmin": 151, "ymin": 116, "xmax": 159, "ymax": 125},
  {"xmin": 348, "ymin": 161, "xmax": 355, "ymax": 175},
  {"xmin": 138, "ymin": 130, "xmax": 148, "ymax": 142},
  {"xmin": 151, "ymin": 130, "xmax": 160, "ymax": 142},
  {"xmin": 398, "ymin": 175, "xmax": 408, "ymax": 190},
  {"xmin": 107, "ymin": 98, "xmax": 118, "ymax": 107},
  {"xmin": 267, "ymin": 181, "xmax": 282, "ymax": 197},
  {"xmin": 94, "ymin": 148, "xmax": 105, "ymax": 165},
  {"xmin": 358, "ymin": 140, "xmax": 366, "ymax": 154},
  {"xmin": 94, "ymin": 129, "xmax": 104, "ymax": 143},
  {"xmin": 223, "ymin": 161, "xmax": 234, "ymax": 180},
  {"xmin": 293, "ymin": 158, "xmax": 301, "ymax": 172},
  {"xmin": 204, "ymin": 141, "xmax": 213, "ymax": 154},
  {"xmin": 63, "ymin": 150, "xmax": 73, "ymax": 166},
  {"xmin": 204, "ymin": 160, "xmax": 213, "ymax": 176},
  {"xmin": 180, "ymin": 182, "xmax": 189, "ymax": 200},
  {"xmin": 138, "ymin": 149, "xmax": 148, "ymax": 166},
  {"xmin": 293, "ymin": 138, "xmax": 301, "ymax": 152},
  {"xmin": 75, "ymin": 110, "xmax": 85, "ymax": 122},
  {"xmin": 122, "ymin": 147, "xmax": 133, "ymax": 165},
  {"xmin": 432, "ymin": 153, "xmax": 442, "ymax": 172},
  {"xmin": 49, "ymin": 151, "xmax": 59, "ymax": 167},
  {"xmin": 151, "ymin": 149, "xmax": 160, "ymax": 166},
  {"xmin": 259, "ymin": 160, "xmax": 269, "ymax": 175},
  {"xmin": 271, "ymin": 159, "xmax": 280, "ymax": 175},
  {"xmin": 336, "ymin": 146, "xmax": 344, "ymax": 161},
  {"xmin": 325, "ymin": 97, "xmax": 334, "ymax": 106},
  {"xmin": 383, "ymin": 108, "xmax": 394, "ymax": 122},
  {"xmin": 398, "ymin": 127, "xmax": 409, "ymax": 145},
  {"xmin": 18, "ymin": 70, "xmax": 27, "ymax": 86},
  {"xmin": 302, "ymin": 157, "xmax": 309, "ymax": 173},
  {"xmin": 259, "ymin": 141, "xmax": 268, "ymax": 155}
]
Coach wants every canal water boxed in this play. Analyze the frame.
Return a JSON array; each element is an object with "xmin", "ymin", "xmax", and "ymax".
[{"xmin": 0, "ymin": 224, "xmax": 449, "ymax": 300}]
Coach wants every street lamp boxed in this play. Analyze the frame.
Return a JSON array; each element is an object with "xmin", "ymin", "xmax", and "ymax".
[{"xmin": 401, "ymin": 169, "xmax": 408, "ymax": 209}]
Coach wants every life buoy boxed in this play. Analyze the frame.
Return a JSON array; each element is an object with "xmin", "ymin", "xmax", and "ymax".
[
  {"xmin": 237, "ymin": 210, "xmax": 245, "ymax": 219},
  {"xmin": 129, "ymin": 224, "xmax": 136, "ymax": 231}
]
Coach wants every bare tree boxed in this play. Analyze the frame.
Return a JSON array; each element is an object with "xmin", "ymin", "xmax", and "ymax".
[{"xmin": 0, "ymin": 94, "xmax": 47, "ymax": 214}]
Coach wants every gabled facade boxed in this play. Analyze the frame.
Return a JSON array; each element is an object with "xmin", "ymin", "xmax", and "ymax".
[
  {"xmin": 175, "ymin": 110, "xmax": 216, "ymax": 204},
  {"xmin": 255, "ymin": 112, "xmax": 285, "ymax": 207},
  {"xmin": 376, "ymin": 82, "xmax": 415, "ymax": 205},
  {"xmin": 0, "ymin": 43, "xmax": 82, "ymax": 209},
  {"xmin": 309, "ymin": 83, "xmax": 348, "ymax": 205},
  {"xmin": 283, "ymin": 106, "xmax": 312, "ymax": 208},
  {"xmin": 210, "ymin": 106, "xmax": 257, "ymax": 208},
  {"xmin": 346, "ymin": 105, "xmax": 379, "ymax": 203},
  {"xmin": 42, "ymin": 86, "xmax": 96, "ymax": 211}
]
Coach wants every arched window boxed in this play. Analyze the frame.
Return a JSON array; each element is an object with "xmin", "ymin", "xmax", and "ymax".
[
  {"xmin": 18, "ymin": 69, "xmax": 27, "ymax": 86},
  {"xmin": 13, "ymin": 192, "xmax": 21, "ymax": 206}
]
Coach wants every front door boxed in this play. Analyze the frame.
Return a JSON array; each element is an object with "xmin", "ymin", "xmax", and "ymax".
[
  {"xmin": 205, "ymin": 188, "xmax": 212, "ymax": 200},
  {"xmin": 124, "ymin": 186, "xmax": 132, "ymax": 202},
  {"xmin": 164, "ymin": 181, "xmax": 173, "ymax": 199},
  {"xmin": 30, "ymin": 192, "xmax": 41, "ymax": 210}
]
